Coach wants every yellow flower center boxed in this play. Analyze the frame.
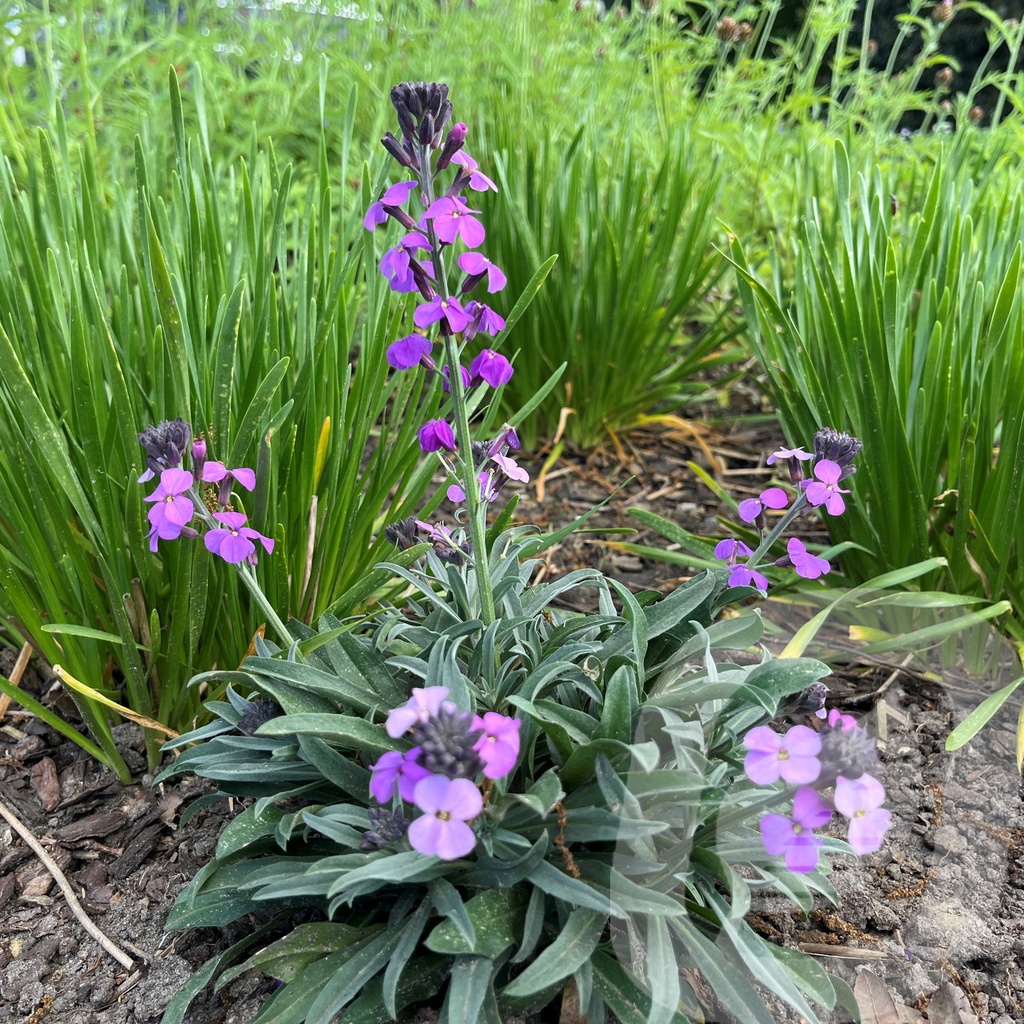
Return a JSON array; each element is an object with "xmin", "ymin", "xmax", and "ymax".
[{"xmin": 438, "ymin": 811, "xmax": 451, "ymax": 822}]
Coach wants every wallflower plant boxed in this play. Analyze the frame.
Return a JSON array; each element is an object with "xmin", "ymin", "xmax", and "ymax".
[{"xmin": 158, "ymin": 85, "xmax": 887, "ymax": 1024}]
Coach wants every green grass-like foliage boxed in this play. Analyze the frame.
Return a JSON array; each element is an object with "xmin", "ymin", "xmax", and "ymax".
[
  {"xmin": 0, "ymin": 71, "xmax": 439, "ymax": 776},
  {"xmin": 733, "ymin": 136, "xmax": 1024, "ymax": 629},
  {"xmin": 157, "ymin": 526, "xmax": 858, "ymax": 1024},
  {"xmin": 486, "ymin": 126, "xmax": 736, "ymax": 448}
]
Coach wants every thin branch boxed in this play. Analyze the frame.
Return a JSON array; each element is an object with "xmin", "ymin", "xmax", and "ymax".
[{"xmin": 0, "ymin": 796, "xmax": 135, "ymax": 970}]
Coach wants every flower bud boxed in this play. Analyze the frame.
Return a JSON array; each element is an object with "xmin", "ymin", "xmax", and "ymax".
[
  {"xmin": 735, "ymin": 21, "xmax": 753, "ymax": 43},
  {"xmin": 935, "ymin": 66, "xmax": 954, "ymax": 88},
  {"xmin": 932, "ymin": 0, "xmax": 954, "ymax": 22},
  {"xmin": 812, "ymin": 428, "xmax": 863, "ymax": 477},
  {"xmin": 969, "ymin": 105, "xmax": 984, "ymax": 125},
  {"xmin": 436, "ymin": 122, "xmax": 468, "ymax": 170}
]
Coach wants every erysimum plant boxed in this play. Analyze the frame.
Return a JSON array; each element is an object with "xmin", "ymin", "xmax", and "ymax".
[{"xmin": 156, "ymin": 83, "xmax": 888, "ymax": 1024}]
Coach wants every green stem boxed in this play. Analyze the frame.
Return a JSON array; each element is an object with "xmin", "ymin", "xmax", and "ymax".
[
  {"xmin": 188, "ymin": 484, "xmax": 294, "ymax": 649},
  {"xmin": 418, "ymin": 142, "xmax": 496, "ymax": 626},
  {"xmin": 747, "ymin": 490, "xmax": 811, "ymax": 570}
]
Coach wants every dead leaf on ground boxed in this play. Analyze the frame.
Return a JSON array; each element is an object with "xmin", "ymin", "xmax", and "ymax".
[
  {"xmin": 927, "ymin": 981, "xmax": 979, "ymax": 1024},
  {"xmin": 854, "ymin": 968, "xmax": 901, "ymax": 1024}
]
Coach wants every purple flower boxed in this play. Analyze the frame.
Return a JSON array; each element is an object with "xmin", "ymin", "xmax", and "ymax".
[
  {"xmin": 408, "ymin": 775, "xmax": 483, "ymax": 860},
  {"xmin": 400, "ymin": 230, "xmax": 432, "ymax": 252},
  {"xmin": 766, "ymin": 446, "xmax": 813, "ymax": 466},
  {"xmin": 759, "ymin": 786, "xmax": 833, "ymax": 872},
  {"xmin": 728, "ymin": 564, "xmax": 769, "ymax": 590},
  {"xmin": 458, "ymin": 252, "xmax": 507, "ymax": 293},
  {"xmin": 418, "ymin": 419, "xmax": 457, "ymax": 453},
  {"xmin": 201, "ymin": 461, "xmax": 257, "ymax": 492},
  {"xmin": 737, "ymin": 487, "xmax": 789, "ymax": 524},
  {"xmin": 834, "ymin": 774, "xmax": 891, "ymax": 854},
  {"xmin": 380, "ymin": 246, "xmax": 415, "ymax": 292},
  {"xmin": 423, "ymin": 197, "xmax": 485, "ymax": 247},
  {"xmin": 491, "ymin": 453, "xmax": 529, "ymax": 484},
  {"xmin": 787, "ymin": 537, "xmax": 831, "ymax": 579},
  {"xmin": 364, "ymin": 202, "xmax": 388, "ymax": 231},
  {"xmin": 364, "ymin": 180, "xmax": 419, "ymax": 230},
  {"xmin": 386, "ymin": 687, "xmax": 456, "ymax": 739},
  {"xmin": 468, "ymin": 349, "xmax": 514, "ymax": 387},
  {"xmin": 145, "ymin": 468, "xmax": 196, "ymax": 550},
  {"xmin": 442, "ymin": 364, "xmax": 471, "ymax": 393},
  {"xmin": 204, "ymin": 511, "xmax": 274, "ymax": 565},
  {"xmin": 369, "ymin": 747, "xmax": 432, "ymax": 803},
  {"xmin": 744, "ymin": 724, "xmax": 822, "ymax": 785},
  {"xmin": 464, "ymin": 301, "xmax": 505, "ymax": 337},
  {"xmin": 472, "ymin": 713, "xmax": 521, "ymax": 779},
  {"xmin": 387, "ymin": 334, "xmax": 433, "ymax": 370},
  {"xmin": 714, "ymin": 538, "xmax": 753, "ymax": 562},
  {"xmin": 450, "ymin": 150, "xmax": 499, "ymax": 192},
  {"xmin": 802, "ymin": 459, "xmax": 850, "ymax": 515},
  {"xmin": 414, "ymin": 294, "xmax": 471, "ymax": 333},
  {"xmin": 826, "ymin": 708, "xmax": 858, "ymax": 731}
]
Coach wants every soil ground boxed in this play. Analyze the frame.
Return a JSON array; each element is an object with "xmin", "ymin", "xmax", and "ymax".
[{"xmin": 2, "ymin": 410, "xmax": 1022, "ymax": 1024}]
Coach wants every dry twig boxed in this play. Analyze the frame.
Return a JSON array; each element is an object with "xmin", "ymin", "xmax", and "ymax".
[{"xmin": 0, "ymin": 796, "xmax": 136, "ymax": 970}]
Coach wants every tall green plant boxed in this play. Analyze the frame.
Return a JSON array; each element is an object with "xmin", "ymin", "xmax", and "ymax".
[
  {"xmin": 732, "ymin": 137, "xmax": 1024, "ymax": 622},
  {"xmin": 0, "ymin": 68, "xmax": 440, "ymax": 776},
  {"xmin": 485, "ymin": 127, "xmax": 735, "ymax": 447}
]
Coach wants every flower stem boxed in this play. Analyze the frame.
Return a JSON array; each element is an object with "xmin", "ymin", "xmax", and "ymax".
[
  {"xmin": 418, "ymin": 142, "xmax": 496, "ymax": 626},
  {"xmin": 748, "ymin": 491, "xmax": 811, "ymax": 570},
  {"xmin": 188, "ymin": 486, "xmax": 294, "ymax": 649}
]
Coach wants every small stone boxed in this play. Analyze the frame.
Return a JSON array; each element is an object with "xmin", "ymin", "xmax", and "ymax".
[{"xmin": 928, "ymin": 824, "xmax": 968, "ymax": 855}]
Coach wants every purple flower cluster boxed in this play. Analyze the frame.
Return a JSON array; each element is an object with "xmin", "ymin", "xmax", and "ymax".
[
  {"xmin": 366, "ymin": 82, "xmax": 527, "ymax": 507},
  {"xmin": 743, "ymin": 709, "xmax": 891, "ymax": 872},
  {"xmin": 366, "ymin": 686, "xmax": 521, "ymax": 860},
  {"xmin": 716, "ymin": 428, "xmax": 863, "ymax": 591},
  {"xmin": 137, "ymin": 421, "xmax": 273, "ymax": 565}
]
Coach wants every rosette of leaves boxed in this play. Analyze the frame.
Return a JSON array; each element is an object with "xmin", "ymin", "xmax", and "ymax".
[{"xmin": 158, "ymin": 514, "xmax": 860, "ymax": 1024}]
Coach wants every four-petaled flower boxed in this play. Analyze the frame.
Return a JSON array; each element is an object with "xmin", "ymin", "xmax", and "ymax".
[
  {"xmin": 363, "ymin": 180, "xmax": 419, "ymax": 230},
  {"xmin": 738, "ymin": 487, "xmax": 789, "ymax": 524},
  {"xmin": 201, "ymin": 462, "xmax": 256, "ymax": 492},
  {"xmin": 472, "ymin": 713, "xmax": 521, "ymax": 779},
  {"xmin": 464, "ymin": 300, "xmax": 505, "ymax": 336},
  {"xmin": 802, "ymin": 459, "xmax": 850, "ymax": 515},
  {"xmin": 204, "ymin": 511, "xmax": 274, "ymax": 565},
  {"xmin": 387, "ymin": 334, "xmax": 432, "ymax": 370},
  {"xmin": 450, "ymin": 150, "xmax": 499, "ymax": 192},
  {"xmin": 714, "ymin": 538, "xmax": 753, "ymax": 562},
  {"xmin": 423, "ymin": 196, "xmax": 485, "ymax": 247},
  {"xmin": 787, "ymin": 537, "xmax": 831, "ymax": 579},
  {"xmin": 418, "ymin": 419, "xmax": 457, "ymax": 453},
  {"xmin": 407, "ymin": 775, "xmax": 483, "ymax": 860},
  {"xmin": 759, "ymin": 786, "xmax": 833, "ymax": 873},
  {"xmin": 145, "ymin": 468, "xmax": 196, "ymax": 551},
  {"xmin": 728, "ymin": 564, "xmax": 768, "ymax": 591},
  {"xmin": 369, "ymin": 748, "xmax": 432, "ymax": 803},
  {"xmin": 766, "ymin": 445, "xmax": 813, "ymax": 465},
  {"xmin": 468, "ymin": 349, "xmax": 514, "ymax": 387},
  {"xmin": 414, "ymin": 294, "xmax": 471, "ymax": 333},
  {"xmin": 744, "ymin": 724, "xmax": 822, "ymax": 785},
  {"xmin": 458, "ymin": 251, "xmax": 507, "ymax": 293},
  {"xmin": 834, "ymin": 775, "xmax": 892, "ymax": 854}
]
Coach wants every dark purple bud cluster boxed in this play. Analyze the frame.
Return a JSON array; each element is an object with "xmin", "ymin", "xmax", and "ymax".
[
  {"xmin": 388, "ymin": 82, "xmax": 454, "ymax": 166},
  {"xmin": 812, "ymin": 428, "xmax": 863, "ymax": 479},
  {"xmin": 360, "ymin": 806, "xmax": 409, "ymax": 851},
  {"xmin": 138, "ymin": 418, "xmax": 191, "ymax": 479},
  {"xmin": 237, "ymin": 697, "xmax": 283, "ymax": 736},
  {"xmin": 411, "ymin": 705, "xmax": 485, "ymax": 779}
]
